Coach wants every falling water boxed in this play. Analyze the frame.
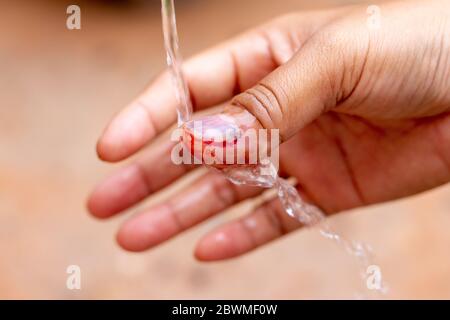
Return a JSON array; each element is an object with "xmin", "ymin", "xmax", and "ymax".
[
  {"xmin": 161, "ymin": 0, "xmax": 192, "ymax": 126},
  {"xmin": 161, "ymin": 0, "xmax": 385, "ymax": 297}
]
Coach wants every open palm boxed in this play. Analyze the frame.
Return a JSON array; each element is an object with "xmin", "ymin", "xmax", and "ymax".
[{"xmin": 88, "ymin": 1, "xmax": 450, "ymax": 260}]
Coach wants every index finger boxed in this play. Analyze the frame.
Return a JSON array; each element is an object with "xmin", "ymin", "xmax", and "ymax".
[{"xmin": 96, "ymin": 30, "xmax": 281, "ymax": 162}]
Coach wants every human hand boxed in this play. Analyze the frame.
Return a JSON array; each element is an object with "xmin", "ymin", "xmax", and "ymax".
[{"xmin": 88, "ymin": 0, "xmax": 450, "ymax": 260}]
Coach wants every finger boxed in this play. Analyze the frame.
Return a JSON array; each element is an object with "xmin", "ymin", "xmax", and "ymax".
[
  {"xmin": 96, "ymin": 12, "xmax": 337, "ymax": 162},
  {"xmin": 116, "ymin": 171, "xmax": 262, "ymax": 252},
  {"xmin": 88, "ymin": 138, "xmax": 196, "ymax": 219},
  {"xmin": 194, "ymin": 197, "xmax": 300, "ymax": 261},
  {"xmin": 187, "ymin": 17, "xmax": 371, "ymax": 165},
  {"xmin": 194, "ymin": 181, "xmax": 325, "ymax": 261},
  {"xmin": 97, "ymin": 32, "xmax": 279, "ymax": 162}
]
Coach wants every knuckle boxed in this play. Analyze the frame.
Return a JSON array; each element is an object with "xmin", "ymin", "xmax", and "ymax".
[{"xmin": 233, "ymin": 83, "xmax": 285, "ymax": 134}]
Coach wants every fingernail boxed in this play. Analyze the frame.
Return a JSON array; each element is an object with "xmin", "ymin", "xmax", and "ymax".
[{"xmin": 182, "ymin": 106, "xmax": 259, "ymax": 165}]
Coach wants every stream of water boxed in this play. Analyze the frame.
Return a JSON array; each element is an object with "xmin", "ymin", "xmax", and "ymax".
[{"xmin": 161, "ymin": 0, "xmax": 385, "ymax": 297}]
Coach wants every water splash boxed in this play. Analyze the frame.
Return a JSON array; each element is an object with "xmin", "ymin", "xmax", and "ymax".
[{"xmin": 161, "ymin": 0, "xmax": 386, "ymax": 297}]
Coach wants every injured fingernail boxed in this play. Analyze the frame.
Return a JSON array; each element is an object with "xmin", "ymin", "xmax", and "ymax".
[{"xmin": 182, "ymin": 106, "xmax": 261, "ymax": 165}]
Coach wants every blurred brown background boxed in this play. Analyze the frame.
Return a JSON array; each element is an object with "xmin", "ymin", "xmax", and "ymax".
[{"xmin": 1, "ymin": 0, "xmax": 449, "ymax": 299}]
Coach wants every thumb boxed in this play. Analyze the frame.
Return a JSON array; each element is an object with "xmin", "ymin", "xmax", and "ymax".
[
  {"xmin": 231, "ymin": 27, "xmax": 369, "ymax": 140},
  {"xmin": 232, "ymin": 41, "xmax": 337, "ymax": 142},
  {"xmin": 185, "ymin": 28, "xmax": 368, "ymax": 163}
]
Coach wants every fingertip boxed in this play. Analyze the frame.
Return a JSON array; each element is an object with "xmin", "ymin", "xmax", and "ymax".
[
  {"xmin": 96, "ymin": 139, "xmax": 123, "ymax": 163},
  {"xmin": 194, "ymin": 230, "xmax": 244, "ymax": 261},
  {"xmin": 86, "ymin": 184, "xmax": 118, "ymax": 220},
  {"xmin": 183, "ymin": 105, "xmax": 266, "ymax": 168},
  {"xmin": 116, "ymin": 223, "xmax": 148, "ymax": 252},
  {"xmin": 193, "ymin": 240, "xmax": 212, "ymax": 261},
  {"xmin": 87, "ymin": 164, "xmax": 150, "ymax": 219},
  {"xmin": 116, "ymin": 216, "xmax": 161, "ymax": 252},
  {"xmin": 86, "ymin": 193, "xmax": 107, "ymax": 220},
  {"xmin": 96, "ymin": 125, "xmax": 129, "ymax": 163},
  {"xmin": 96, "ymin": 105, "xmax": 156, "ymax": 162},
  {"xmin": 117, "ymin": 205, "xmax": 180, "ymax": 252}
]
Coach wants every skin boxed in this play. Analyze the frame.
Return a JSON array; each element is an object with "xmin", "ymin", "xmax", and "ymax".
[{"xmin": 87, "ymin": 0, "xmax": 450, "ymax": 261}]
